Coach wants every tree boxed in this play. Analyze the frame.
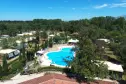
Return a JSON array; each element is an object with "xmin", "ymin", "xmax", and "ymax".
[
  {"xmin": 19, "ymin": 54, "xmax": 23, "ymax": 67},
  {"xmin": 0, "ymin": 65, "xmax": 2, "ymax": 76},
  {"xmin": 33, "ymin": 56, "xmax": 38, "ymax": 68},
  {"xmin": 1, "ymin": 39, "xmax": 9, "ymax": 49},
  {"xmin": 42, "ymin": 40, "xmax": 48, "ymax": 49},
  {"xmin": 26, "ymin": 43, "xmax": 35, "ymax": 61},
  {"xmin": 20, "ymin": 41, "xmax": 27, "ymax": 66},
  {"xmin": 0, "ymin": 24, "xmax": 7, "ymax": 35},
  {"xmin": 35, "ymin": 30, "xmax": 40, "ymax": 44},
  {"xmin": 35, "ymin": 43, "xmax": 38, "ymax": 52},
  {"xmin": 109, "ymin": 42, "xmax": 120, "ymax": 56},
  {"xmin": 40, "ymin": 31, "xmax": 48, "ymax": 40},
  {"xmin": 69, "ymin": 28, "xmax": 108, "ymax": 81},
  {"xmin": 120, "ymin": 44, "xmax": 126, "ymax": 69},
  {"xmin": 48, "ymin": 38, "xmax": 53, "ymax": 48},
  {"xmin": 53, "ymin": 36, "xmax": 61, "ymax": 44},
  {"xmin": 2, "ymin": 55, "xmax": 8, "ymax": 75}
]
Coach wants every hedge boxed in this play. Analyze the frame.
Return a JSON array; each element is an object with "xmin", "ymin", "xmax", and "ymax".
[{"xmin": 21, "ymin": 66, "xmax": 71, "ymax": 75}]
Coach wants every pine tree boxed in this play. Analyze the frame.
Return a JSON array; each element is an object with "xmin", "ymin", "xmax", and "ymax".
[
  {"xmin": 21, "ymin": 41, "xmax": 26, "ymax": 66},
  {"xmin": 19, "ymin": 53, "xmax": 22, "ymax": 62},
  {"xmin": 0, "ymin": 65, "xmax": 2, "ymax": 76},
  {"xmin": 40, "ymin": 30, "xmax": 48, "ymax": 40},
  {"xmin": 49, "ymin": 38, "xmax": 53, "ymax": 48},
  {"xmin": 35, "ymin": 30, "xmax": 40, "ymax": 44},
  {"xmin": 22, "ymin": 42, "xmax": 26, "ymax": 58},
  {"xmin": 45, "ymin": 40, "xmax": 48, "ymax": 48},
  {"xmin": 35, "ymin": 43, "xmax": 38, "ymax": 52},
  {"xmin": 70, "ymin": 28, "xmax": 108, "ymax": 81},
  {"xmin": 2, "ymin": 55, "xmax": 8, "ymax": 75}
]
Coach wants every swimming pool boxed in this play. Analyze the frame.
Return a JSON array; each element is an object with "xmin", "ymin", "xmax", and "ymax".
[{"xmin": 47, "ymin": 47, "xmax": 74, "ymax": 66}]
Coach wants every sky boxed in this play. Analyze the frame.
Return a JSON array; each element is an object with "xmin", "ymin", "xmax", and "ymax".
[{"xmin": 0, "ymin": 0, "xmax": 126, "ymax": 20}]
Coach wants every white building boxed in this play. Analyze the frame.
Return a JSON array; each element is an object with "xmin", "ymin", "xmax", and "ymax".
[
  {"xmin": 97, "ymin": 39, "xmax": 110, "ymax": 44},
  {"xmin": 1, "ymin": 35, "xmax": 10, "ymax": 39},
  {"xmin": 17, "ymin": 32, "xmax": 34, "ymax": 37},
  {"xmin": 103, "ymin": 61, "xmax": 124, "ymax": 73},
  {"xmin": 0, "ymin": 49, "xmax": 20, "ymax": 59},
  {"xmin": 68, "ymin": 39, "xmax": 79, "ymax": 44}
]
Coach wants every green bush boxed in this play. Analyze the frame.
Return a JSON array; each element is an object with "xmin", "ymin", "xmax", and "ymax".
[
  {"xmin": 37, "ymin": 66, "xmax": 71, "ymax": 73},
  {"xmin": 20, "ymin": 69, "xmax": 37, "ymax": 75},
  {"xmin": 122, "ymin": 75, "xmax": 126, "ymax": 80},
  {"xmin": 20, "ymin": 66, "xmax": 71, "ymax": 75},
  {"xmin": 0, "ymin": 74, "xmax": 16, "ymax": 80},
  {"xmin": 37, "ymin": 66, "xmax": 64, "ymax": 72}
]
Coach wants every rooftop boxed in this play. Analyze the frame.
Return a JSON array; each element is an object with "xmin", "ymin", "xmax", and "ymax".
[
  {"xmin": 97, "ymin": 39, "xmax": 110, "ymax": 44},
  {"xmin": 0, "ymin": 49, "xmax": 18, "ymax": 54},
  {"xmin": 20, "ymin": 74, "xmax": 115, "ymax": 84},
  {"xmin": 104, "ymin": 61, "xmax": 124, "ymax": 72},
  {"xmin": 68, "ymin": 39, "xmax": 79, "ymax": 43}
]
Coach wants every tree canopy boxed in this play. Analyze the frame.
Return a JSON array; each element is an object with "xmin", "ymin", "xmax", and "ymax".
[{"xmin": 70, "ymin": 28, "xmax": 108, "ymax": 81}]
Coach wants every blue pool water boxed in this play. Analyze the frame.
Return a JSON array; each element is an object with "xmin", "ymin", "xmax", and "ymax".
[{"xmin": 47, "ymin": 47, "xmax": 74, "ymax": 66}]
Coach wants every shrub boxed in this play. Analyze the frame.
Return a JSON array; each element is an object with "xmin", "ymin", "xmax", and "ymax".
[
  {"xmin": 37, "ymin": 66, "xmax": 64, "ymax": 72},
  {"xmin": 122, "ymin": 75, "xmax": 126, "ymax": 80},
  {"xmin": 0, "ymin": 74, "xmax": 16, "ymax": 81},
  {"xmin": 20, "ymin": 69, "xmax": 37, "ymax": 75},
  {"xmin": 20, "ymin": 66, "xmax": 71, "ymax": 75},
  {"xmin": 37, "ymin": 66, "xmax": 71, "ymax": 73}
]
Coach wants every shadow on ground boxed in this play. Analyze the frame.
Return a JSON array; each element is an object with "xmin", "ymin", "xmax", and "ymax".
[{"xmin": 118, "ymin": 80, "xmax": 126, "ymax": 84}]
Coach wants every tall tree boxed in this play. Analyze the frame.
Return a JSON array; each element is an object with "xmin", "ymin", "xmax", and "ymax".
[
  {"xmin": 70, "ymin": 28, "xmax": 108, "ymax": 81},
  {"xmin": 0, "ymin": 65, "xmax": 2, "ymax": 76},
  {"xmin": 21, "ymin": 40, "xmax": 27, "ymax": 66},
  {"xmin": 26, "ymin": 43, "xmax": 35, "ymax": 61},
  {"xmin": 1, "ymin": 39, "xmax": 9, "ymax": 49},
  {"xmin": 40, "ymin": 31, "xmax": 48, "ymax": 40},
  {"xmin": 120, "ymin": 41, "xmax": 126, "ymax": 69},
  {"xmin": 35, "ymin": 30, "xmax": 40, "ymax": 44},
  {"xmin": 2, "ymin": 55, "xmax": 8, "ymax": 74},
  {"xmin": 48, "ymin": 38, "xmax": 53, "ymax": 48}
]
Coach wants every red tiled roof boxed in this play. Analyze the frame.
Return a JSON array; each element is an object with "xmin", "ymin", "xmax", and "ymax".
[{"xmin": 19, "ymin": 74, "xmax": 115, "ymax": 84}]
